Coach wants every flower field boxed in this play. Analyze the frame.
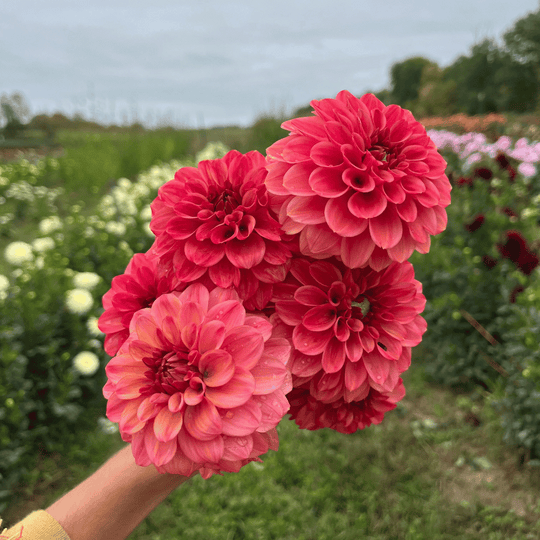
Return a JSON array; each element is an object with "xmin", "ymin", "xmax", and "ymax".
[{"xmin": 1, "ymin": 119, "xmax": 540, "ymax": 537}]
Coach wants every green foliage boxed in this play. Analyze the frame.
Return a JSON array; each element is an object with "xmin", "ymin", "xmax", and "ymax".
[
  {"xmin": 390, "ymin": 56, "xmax": 437, "ymax": 108},
  {"xmin": 248, "ymin": 116, "xmax": 288, "ymax": 154}
]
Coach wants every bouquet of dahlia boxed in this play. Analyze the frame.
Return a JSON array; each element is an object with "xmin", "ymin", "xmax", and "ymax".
[{"xmin": 99, "ymin": 90, "xmax": 451, "ymax": 479}]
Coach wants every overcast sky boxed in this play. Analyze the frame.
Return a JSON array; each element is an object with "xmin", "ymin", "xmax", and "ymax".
[{"xmin": 2, "ymin": 1, "xmax": 539, "ymax": 127}]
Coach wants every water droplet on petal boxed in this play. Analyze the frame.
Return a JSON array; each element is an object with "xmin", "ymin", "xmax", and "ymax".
[
  {"xmin": 260, "ymin": 395, "xmax": 267, "ymax": 401},
  {"xmin": 237, "ymin": 437, "xmax": 247, "ymax": 446},
  {"xmin": 226, "ymin": 411, "xmax": 234, "ymax": 419}
]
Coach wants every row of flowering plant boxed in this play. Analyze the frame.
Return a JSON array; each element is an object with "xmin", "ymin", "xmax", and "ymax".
[{"xmin": 99, "ymin": 91, "xmax": 452, "ymax": 477}]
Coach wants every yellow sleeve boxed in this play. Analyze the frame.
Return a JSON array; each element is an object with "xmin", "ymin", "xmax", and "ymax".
[{"xmin": 1, "ymin": 510, "xmax": 71, "ymax": 540}]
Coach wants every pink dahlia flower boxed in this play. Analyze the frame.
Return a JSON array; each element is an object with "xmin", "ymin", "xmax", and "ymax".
[
  {"xmin": 273, "ymin": 258, "xmax": 426, "ymax": 403},
  {"xmin": 287, "ymin": 378, "xmax": 405, "ymax": 434},
  {"xmin": 103, "ymin": 283, "xmax": 292, "ymax": 478},
  {"xmin": 98, "ymin": 251, "xmax": 184, "ymax": 357},
  {"xmin": 266, "ymin": 90, "xmax": 451, "ymax": 271},
  {"xmin": 149, "ymin": 150, "xmax": 295, "ymax": 310}
]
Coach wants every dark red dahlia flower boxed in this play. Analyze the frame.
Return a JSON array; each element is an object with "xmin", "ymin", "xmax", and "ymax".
[
  {"xmin": 457, "ymin": 176, "xmax": 474, "ymax": 188},
  {"xmin": 495, "ymin": 152, "xmax": 510, "ymax": 170},
  {"xmin": 497, "ymin": 230, "xmax": 539, "ymax": 276},
  {"xmin": 99, "ymin": 251, "xmax": 184, "ymax": 356},
  {"xmin": 273, "ymin": 257, "xmax": 426, "ymax": 403},
  {"xmin": 482, "ymin": 255, "xmax": 498, "ymax": 269},
  {"xmin": 265, "ymin": 90, "xmax": 451, "ymax": 271},
  {"xmin": 464, "ymin": 214, "xmax": 485, "ymax": 233},
  {"xmin": 287, "ymin": 378, "xmax": 405, "ymax": 434},
  {"xmin": 509, "ymin": 285, "xmax": 524, "ymax": 303},
  {"xmin": 474, "ymin": 167, "xmax": 493, "ymax": 181},
  {"xmin": 150, "ymin": 150, "xmax": 294, "ymax": 309}
]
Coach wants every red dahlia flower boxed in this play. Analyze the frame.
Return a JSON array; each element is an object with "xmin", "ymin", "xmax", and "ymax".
[
  {"xmin": 464, "ymin": 214, "xmax": 485, "ymax": 233},
  {"xmin": 497, "ymin": 230, "xmax": 539, "ymax": 276},
  {"xmin": 99, "ymin": 251, "xmax": 184, "ymax": 356},
  {"xmin": 103, "ymin": 284, "xmax": 292, "ymax": 478},
  {"xmin": 265, "ymin": 90, "xmax": 451, "ymax": 271},
  {"xmin": 287, "ymin": 378, "xmax": 405, "ymax": 434},
  {"xmin": 149, "ymin": 150, "xmax": 294, "ymax": 309},
  {"xmin": 273, "ymin": 258, "xmax": 426, "ymax": 403}
]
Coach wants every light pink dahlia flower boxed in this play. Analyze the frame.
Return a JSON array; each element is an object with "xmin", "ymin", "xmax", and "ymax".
[
  {"xmin": 103, "ymin": 283, "xmax": 292, "ymax": 478},
  {"xmin": 150, "ymin": 150, "xmax": 295, "ymax": 310},
  {"xmin": 99, "ymin": 251, "xmax": 184, "ymax": 357},
  {"xmin": 287, "ymin": 378, "xmax": 405, "ymax": 434},
  {"xmin": 266, "ymin": 90, "xmax": 451, "ymax": 271},
  {"xmin": 273, "ymin": 258, "xmax": 426, "ymax": 403}
]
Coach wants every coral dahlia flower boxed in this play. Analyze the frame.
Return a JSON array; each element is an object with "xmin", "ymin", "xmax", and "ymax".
[
  {"xmin": 149, "ymin": 150, "xmax": 294, "ymax": 309},
  {"xmin": 266, "ymin": 90, "xmax": 451, "ymax": 271},
  {"xmin": 103, "ymin": 284, "xmax": 292, "ymax": 478},
  {"xmin": 99, "ymin": 251, "xmax": 184, "ymax": 357},
  {"xmin": 273, "ymin": 258, "xmax": 426, "ymax": 403},
  {"xmin": 287, "ymin": 378, "xmax": 405, "ymax": 434}
]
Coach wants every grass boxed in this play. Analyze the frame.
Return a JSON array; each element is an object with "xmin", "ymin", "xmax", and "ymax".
[{"xmin": 3, "ymin": 362, "xmax": 540, "ymax": 539}]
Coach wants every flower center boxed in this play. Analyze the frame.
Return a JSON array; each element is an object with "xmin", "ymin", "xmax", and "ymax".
[
  {"xmin": 212, "ymin": 185, "xmax": 241, "ymax": 215},
  {"xmin": 351, "ymin": 297, "xmax": 370, "ymax": 318},
  {"xmin": 142, "ymin": 348, "xmax": 201, "ymax": 395}
]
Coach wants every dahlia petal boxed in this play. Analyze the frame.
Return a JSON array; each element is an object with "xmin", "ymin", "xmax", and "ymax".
[
  {"xmin": 369, "ymin": 207, "xmax": 403, "ymax": 249},
  {"xmin": 199, "ymin": 349, "xmax": 235, "ymax": 387},
  {"xmin": 265, "ymin": 161, "xmax": 291, "ymax": 195},
  {"xmin": 205, "ymin": 368, "xmax": 256, "ymax": 408},
  {"xmin": 153, "ymin": 406, "xmax": 184, "ymax": 442},
  {"xmin": 275, "ymin": 300, "xmax": 310, "ymax": 326},
  {"xmin": 198, "ymin": 320, "xmax": 227, "ymax": 353},
  {"xmin": 340, "ymin": 230, "xmax": 375, "ymax": 268},
  {"xmin": 282, "ymin": 136, "xmax": 315, "ymax": 162},
  {"xmin": 326, "ymin": 195, "xmax": 370, "ymax": 237},
  {"xmin": 173, "ymin": 249, "xmax": 208, "ymax": 282},
  {"xmin": 293, "ymin": 324, "xmax": 333, "ymax": 355},
  {"xmin": 184, "ymin": 236, "xmax": 225, "ymax": 267},
  {"xmin": 290, "ymin": 350, "xmax": 322, "ymax": 377},
  {"xmin": 209, "ymin": 257, "xmax": 241, "ymax": 288},
  {"xmin": 342, "ymin": 169, "xmax": 375, "ymax": 192},
  {"xmin": 310, "ymin": 141, "xmax": 343, "ymax": 167},
  {"xmin": 401, "ymin": 176, "xmax": 426, "ymax": 194},
  {"xmin": 282, "ymin": 162, "xmax": 317, "ymax": 195},
  {"xmin": 221, "ymin": 400, "xmax": 262, "ymax": 436},
  {"xmin": 178, "ymin": 301, "xmax": 206, "ymax": 329},
  {"xmin": 237, "ymin": 215, "xmax": 256, "ymax": 241},
  {"xmin": 243, "ymin": 315, "xmax": 274, "ymax": 341},
  {"xmin": 221, "ymin": 326, "xmax": 265, "ymax": 370},
  {"xmin": 363, "ymin": 352, "xmax": 391, "ymax": 386},
  {"xmin": 382, "ymin": 182, "xmax": 406, "ymax": 204},
  {"xmin": 348, "ymin": 189, "xmax": 387, "ymax": 219},
  {"xmin": 137, "ymin": 396, "xmax": 161, "ymax": 422},
  {"xmin": 344, "ymin": 360, "xmax": 368, "ymax": 392},
  {"xmin": 299, "ymin": 224, "xmax": 341, "ymax": 257},
  {"xmin": 345, "ymin": 331, "xmax": 364, "ymax": 362},
  {"xmin": 210, "ymin": 223, "xmax": 238, "ymax": 243},
  {"xmin": 321, "ymin": 337, "xmax": 346, "ymax": 373},
  {"xmin": 178, "ymin": 428, "xmax": 224, "ymax": 464},
  {"xmin": 225, "ymin": 234, "xmax": 266, "ymax": 269},
  {"xmin": 168, "ymin": 392, "xmax": 185, "ymax": 413},
  {"xmin": 118, "ymin": 398, "xmax": 146, "ymax": 434},
  {"xmin": 396, "ymin": 197, "xmax": 418, "ymax": 222},
  {"xmin": 324, "ymin": 120, "xmax": 352, "ymax": 145},
  {"xmin": 156, "ymin": 451, "xmax": 195, "ymax": 476},
  {"xmin": 114, "ymin": 376, "xmax": 147, "ymax": 400},
  {"xmin": 251, "ymin": 260, "xmax": 288, "ymax": 284},
  {"xmin": 309, "ymin": 167, "xmax": 349, "ymax": 198},
  {"xmin": 184, "ymin": 397, "xmax": 223, "ymax": 441},
  {"xmin": 255, "ymin": 391, "xmax": 290, "ymax": 431},
  {"xmin": 286, "ymin": 195, "xmax": 327, "ymax": 225},
  {"xmin": 166, "ymin": 216, "xmax": 199, "ymax": 240},
  {"xmin": 222, "ymin": 435, "xmax": 254, "ymax": 461},
  {"xmin": 184, "ymin": 384, "xmax": 205, "ymax": 406},
  {"xmin": 387, "ymin": 233, "xmax": 417, "ymax": 263},
  {"xmin": 206, "ymin": 299, "xmax": 245, "ymax": 329},
  {"xmin": 263, "ymin": 337, "xmax": 292, "ymax": 365},
  {"xmin": 199, "ymin": 158, "xmax": 228, "ymax": 186},
  {"xmin": 303, "ymin": 304, "xmax": 337, "ymax": 331},
  {"xmin": 294, "ymin": 285, "xmax": 328, "ymax": 306},
  {"xmin": 251, "ymin": 357, "xmax": 289, "ymax": 395},
  {"xmin": 131, "ymin": 429, "xmax": 152, "ymax": 466},
  {"xmin": 281, "ymin": 115, "xmax": 327, "ymax": 139}
]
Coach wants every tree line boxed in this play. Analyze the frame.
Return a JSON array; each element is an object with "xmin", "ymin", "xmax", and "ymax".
[{"xmin": 374, "ymin": 6, "xmax": 540, "ymax": 117}]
